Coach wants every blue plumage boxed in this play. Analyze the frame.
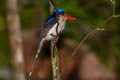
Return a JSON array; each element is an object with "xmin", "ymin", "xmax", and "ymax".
[
  {"xmin": 53, "ymin": 9, "xmax": 65, "ymax": 15},
  {"xmin": 45, "ymin": 9, "xmax": 65, "ymax": 25},
  {"xmin": 53, "ymin": 9, "xmax": 65, "ymax": 13},
  {"xmin": 45, "ymin": 17, "xmax": 55, "ymax": 24},
  {"xmin": 38, "ymin": 40, "xmax": 43, "ymax": 49},
  {"xmin": 29, "ymin": 8, "xmax": 67, "ymax": 77}
]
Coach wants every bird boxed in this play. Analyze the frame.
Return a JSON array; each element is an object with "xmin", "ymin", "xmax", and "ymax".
[{"xmin": 29, "ymin": 9, "xmax": 76, "ymax": 77}]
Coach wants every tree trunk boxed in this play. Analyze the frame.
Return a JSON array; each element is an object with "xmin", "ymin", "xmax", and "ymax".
[{"xmin": 6, "ymin": 0, "xmax": 26, "ymax": 80}]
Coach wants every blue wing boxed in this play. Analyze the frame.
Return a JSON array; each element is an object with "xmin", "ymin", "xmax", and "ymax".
[
  {"xmin": 29, "ymin": 13, "xmax": 57, "ymax": 77},
  {"xmin": 45, "ymin": 17, "xmax": 55, "ymax": 24},
  {"xmin": 40, "ymin": 14, "xmax": 57, "ymax": 40}
]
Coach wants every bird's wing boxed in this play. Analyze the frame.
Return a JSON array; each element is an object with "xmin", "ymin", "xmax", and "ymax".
[{"xmin": 40, "ymin": 14, "xmax": 57, "ymax": 39}]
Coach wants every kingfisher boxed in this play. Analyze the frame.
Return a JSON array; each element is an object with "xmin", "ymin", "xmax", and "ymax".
[{"xmin": 29, "ymin": 9, "xmax": 76, "ymax": 77}]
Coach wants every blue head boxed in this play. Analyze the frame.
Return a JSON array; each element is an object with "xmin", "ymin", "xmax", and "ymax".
[
  {"xmin": 53, "ymin": 9, "xmax": 66, "ymax": 15},
  {"xmin": 45, "ymin": 9, "xmax": 76, "ymax": 24}
]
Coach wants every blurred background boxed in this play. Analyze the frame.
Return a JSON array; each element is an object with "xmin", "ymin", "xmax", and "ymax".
[{"xmin": 0, "ymin": 0, "xmax": 120, "ymax": 80}]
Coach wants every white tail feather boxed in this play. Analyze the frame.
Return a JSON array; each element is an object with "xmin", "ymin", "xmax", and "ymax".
[{"xmin": 29, "ymin": 39, "xmax": 44, "ymax": 77}]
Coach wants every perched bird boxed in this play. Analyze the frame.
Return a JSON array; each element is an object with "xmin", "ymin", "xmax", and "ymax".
[{"xmin": 29, "ymin": 9, "xmax": 76, "ymax": 77}]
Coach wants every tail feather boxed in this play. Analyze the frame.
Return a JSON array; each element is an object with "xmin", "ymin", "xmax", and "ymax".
[{"xmin": 29, "ymin": 39, "xmax": 44, "ymax": 77}]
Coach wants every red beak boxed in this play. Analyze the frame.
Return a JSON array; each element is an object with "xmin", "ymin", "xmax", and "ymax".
[{"xmin": 64, "ymin": 14, "xmax": 76, "ymax": 20}]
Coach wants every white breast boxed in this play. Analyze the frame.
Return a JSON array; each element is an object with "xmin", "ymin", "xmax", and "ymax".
[
  {"xmin": 43, "ymin": 16, "xmax": 66, "ymax": 41},
  {"xmin": 58, "ymin": 16, "xmax": 66, "ymax": 33}
]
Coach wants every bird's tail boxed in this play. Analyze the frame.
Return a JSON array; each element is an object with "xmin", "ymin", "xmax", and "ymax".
[{"xmin": 29, "ymin": 39, "xmax": 44, "ymax": 77}]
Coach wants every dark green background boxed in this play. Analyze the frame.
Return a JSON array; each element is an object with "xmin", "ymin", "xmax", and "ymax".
[{"xmin": 0, "ymin": 0, "xmax": 120, "ymax": 80}]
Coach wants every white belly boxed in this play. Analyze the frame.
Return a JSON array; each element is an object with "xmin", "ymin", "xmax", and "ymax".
[
  {"xmin": 44, "ymin": 24, "xmax": 58, "ymax": 40},
  {"xmin": 43, "ymin": 16, "xmax": 66, "ymax": 41}
]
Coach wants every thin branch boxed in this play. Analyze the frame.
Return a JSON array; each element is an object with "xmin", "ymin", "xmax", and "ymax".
[
  {"xmin": 104, "ymin": 0, "xmax": 120, "ymax": 24},
  {"xmin": 51, "ymin": 39, "xmax": 60, "ymax": 80},
  {"xmin": 49, "ymin": 0, "xmax": 57, "ymax": 13},
  {"xmin": 49, "ymin": 0, "xmax": 60, "ymax": 80},
  {"xmin": 60, "ymin": 28, "xmax": 104, "ymax": 76},
  {"xmin": 104, "ymin": 15, "xmax": 114, "ymax": 24},
  {"xmin": 110, "ymin": 0, "xmax": 116, "ymax": 15},
  {"xmin": 60, "ymin": 0, "xmax": 120, "ymax": 76}
]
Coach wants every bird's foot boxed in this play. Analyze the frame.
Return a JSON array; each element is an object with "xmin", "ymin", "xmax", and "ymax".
[
  {"xmin": 53, "ymin": 36, "xmax": 59, "ymax": 43},
  {"xmin": 50, "ymin": 34, "xmax": 59, "ymax": 43}
]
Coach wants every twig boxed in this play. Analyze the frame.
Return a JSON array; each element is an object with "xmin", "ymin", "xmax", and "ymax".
[
  {"xmin": 51, "ymin": 39, "xmax": 60, "ymax": 80},
  {"xmin": 104, "ymin": 0, "xmax": 120, "ymax": 24},
  {"xmin": 60, "ymin": 28, "xmax": 104, "ymax": 76},
  {"xmin": 60, "ymin": 0, "xmax": 120, "ymax": 76}
]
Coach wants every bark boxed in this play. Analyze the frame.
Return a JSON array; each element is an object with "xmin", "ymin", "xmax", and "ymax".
[
  {"xmin": 49, "ymin": 0, "xmax": 60, "ymax": 80},
  {"xmin": 6, "ymin": 0, "xmax": 26, "ymax": 80}
]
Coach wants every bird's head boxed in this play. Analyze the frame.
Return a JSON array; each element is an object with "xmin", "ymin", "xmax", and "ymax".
[{"xmin": 53, "ymin": 9, "xmax": 76, "ymax": 20}]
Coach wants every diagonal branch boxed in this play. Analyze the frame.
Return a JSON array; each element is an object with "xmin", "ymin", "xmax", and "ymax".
[{"xmin": 60, "ymin": 0, "xmax": 120, "ymax": 76}]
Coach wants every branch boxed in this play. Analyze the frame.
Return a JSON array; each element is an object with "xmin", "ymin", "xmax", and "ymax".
[
  {"xmin": 104, "ymin": 0, "xmax": 120, "ymax": 24},
  {"xmin": 60, "ymin": 28, "xmax": 104, "ymax": 76},
  {"xmin": 51, "ymin": 39, "xmax": 60, "ymax": 80},
  {"xmin": 49, "ymin": 0, "xmax": 60, "ymax": 80},
  {"xmin": 49, "ymin": 0, "xmax": 56, "ymax": 13},
  {"xmin": 60, "ymin": 0, "xmax": 120, "ymax": 76}
]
